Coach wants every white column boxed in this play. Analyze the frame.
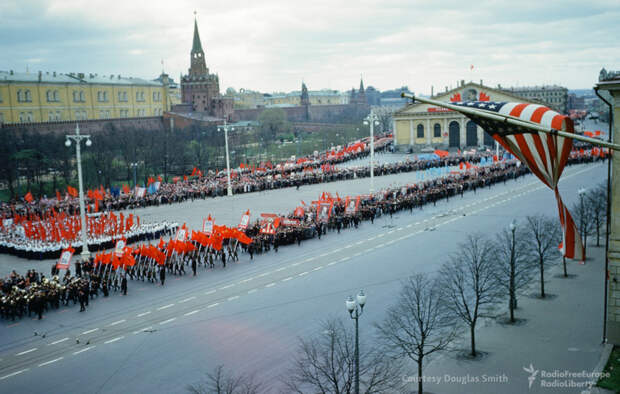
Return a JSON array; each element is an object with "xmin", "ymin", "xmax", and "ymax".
[
  {"xmin": 443, "ymin": 117, "xmax": 448, "ymax": 146},
  {"xmin": 409, "ymin": 119, "xmax": 414, "ymax": 147},
  {"xmin": 459, "ymin": 117, "xmax": 466, "ymax": 148},
  {"xmin": 426, "ymin": 117, "xmax": 431, "ymax": 145}
]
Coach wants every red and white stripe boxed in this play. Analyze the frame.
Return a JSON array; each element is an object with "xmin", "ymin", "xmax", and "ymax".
[{"xmin": 494, "ymin": 103, "xmax": 584, "ymax": 261}]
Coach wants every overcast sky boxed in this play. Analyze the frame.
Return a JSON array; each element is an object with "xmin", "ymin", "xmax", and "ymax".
[{"xmin": 1, "ymin": 0, "xmax": 619, "ymax": 94}]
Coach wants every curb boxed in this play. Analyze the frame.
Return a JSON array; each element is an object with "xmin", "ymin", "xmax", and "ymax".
[{"xmin": 584, "ymin": 343, "xmax": 614, "ymax": 393}]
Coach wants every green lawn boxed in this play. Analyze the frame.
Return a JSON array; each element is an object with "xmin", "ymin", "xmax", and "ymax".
[{"xmin": 597, "ymin": 346, "xmax": 620, "ymax": 392}]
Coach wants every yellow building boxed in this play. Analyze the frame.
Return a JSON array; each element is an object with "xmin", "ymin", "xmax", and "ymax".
[
  {"xmin": 392, "ymin": 81, "xmax": 541, "ymax": 151},
  {"xmin": 263, "ymin": 89, "xmax": 347, "ymax": 107},
  {"xmin": 0, "ymin": 70, "xmax": 176, "ymax": 124}
]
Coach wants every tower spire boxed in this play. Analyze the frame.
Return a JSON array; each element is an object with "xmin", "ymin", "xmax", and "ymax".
[{"xmin": 192, "ymin": 16, "xmax": 203, "ymax": 54}]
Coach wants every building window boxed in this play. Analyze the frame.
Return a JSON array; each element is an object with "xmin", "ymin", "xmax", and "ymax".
[
  {"xmin": 75, "ymin": 110, "xmax": 87, "ymax": 121},
  {"xmin": 153, "ymin": 91, "xmax": 162, "ymax": 102},
  {"xmin": 79, "ymin": 91, "xmax": 85, "ymax": 102},
  {"xmin": 118, "ymin": 91, "xmax": 128, "ymax": 102},
  {"xmin": 53, "ymin": 90, "xmax": 60, "ymax": 102},
  {"xmin": 46, "ymin": 90, "xmax": 53, "ymax": 102},
  {"xmin": 19, "ymin": 112, "xmax": 34, "ymax": 122},
  {"xmin": 136, "ymin": 91, "xmax": 145, "ymax": 102},
  {"xmin": 103, "ymin": 91, "xmax": 108, "ymax": 102},
  {"xmin": 434, "ymin": 123, "xmax": 441, "ymax": 138},
  {"xmin": 417, "ymin": 124, "xmax": 424, "ymax": 139},
  {"xmin": 25, "ymin": 90, "xmax": 32, "ymax": 102},
  {"xmin": 17, "ymin": 90, "xmax": 24, "ymax": 102}
]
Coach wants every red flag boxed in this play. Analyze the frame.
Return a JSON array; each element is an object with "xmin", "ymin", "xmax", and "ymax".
[
  {"xmin": 157, "ymin": 175, "xmax": 162, "ymax": 182},
  {"xmin": 24, "ymin": 192, "xmax": 34, "ymax": 203},
  {"xmin": 56, "ymin": 190, "xmax": 61, "ymax": 201},
  {"xmin": 67, "ymin": 186, "xmax": 78, "ymax": 197}
]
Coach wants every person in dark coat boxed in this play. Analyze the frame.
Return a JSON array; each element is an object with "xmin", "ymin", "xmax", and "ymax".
[
  {"xmin": 121, "ymin": 276, "xmax": 127, "ymax": 295},
  {"xmin": 191, "ymin": 258, "xmax": 197, "ymax": 276},
  {"xmin": 159, "ymin": 267, "xmax": 166, "ymax": 286}
]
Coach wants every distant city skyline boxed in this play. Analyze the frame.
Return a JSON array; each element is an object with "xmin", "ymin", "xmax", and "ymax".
[{"xmin": 1, "ymin": 0, "xmax": 618, "ymax": 95}]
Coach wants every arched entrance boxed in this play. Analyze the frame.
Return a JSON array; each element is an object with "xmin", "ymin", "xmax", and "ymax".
[
  {"xmin": 483, "ymin": 130, "xmax": 495, "ymax": 146},
  {"xmin": 449, "ymin": 121, "xmax": 460, "ymax": 147},
  {"xmin": 466, "ymin": 121, "xmax": 478, "ymax": 146}
]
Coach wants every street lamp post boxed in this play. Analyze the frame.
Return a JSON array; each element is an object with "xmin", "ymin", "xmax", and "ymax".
[
  {"xmin": 509, "ymin": 219, "xmax": 517, "ymax": 321},
  {"xmin": 65, "ymin": 124, "xmax": 92, "ymax": 261},
  {"xmin": 346, "ymin": 290, "xmax": 367, "ymax": 394},
  {"xmin": 130, "ymin": 162, "xmax": 139, "ymax": 189},
  {"xmin": 578, "ymin": 187, "xmax": 587, "ymax": 257},
  {"xmin": 217, "ymin": 121, "xmax": 234, "ymax": 196},
  {"xmin": 363, "ymin": 111, "xmax": 379, "ymax": 194}
]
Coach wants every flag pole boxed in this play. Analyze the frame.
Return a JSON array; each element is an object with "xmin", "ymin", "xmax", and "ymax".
[{"xmin": 400, "ymin": 93, "xmax": 620, "ymax": 151}]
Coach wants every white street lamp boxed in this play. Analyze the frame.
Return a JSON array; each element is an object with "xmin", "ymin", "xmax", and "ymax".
[
  {"xmin": 345, "ymin": 290, "xmax": 367, "ymax": 394},
  {"xmin": 217, "ymin": 121, "xmax": 234, "ymax": 197},
  {"xmin": 363, "ymin": 111, "xmax": 379, "ymax": 194},
  {"xmin": 65, "ymin": 124, "xmax": 92, "ymax": 261}
]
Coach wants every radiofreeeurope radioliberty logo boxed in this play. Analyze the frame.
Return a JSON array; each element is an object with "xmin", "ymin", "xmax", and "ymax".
[
  {"xmin": 523, "ymin": 363, "xmax": 609, "ymax": 390},
  {"xmin": 523, "ymin": 364, "xmax": 539, "ymax": 389}
]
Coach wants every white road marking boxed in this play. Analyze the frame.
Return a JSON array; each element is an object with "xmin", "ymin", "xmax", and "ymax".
[
  {"xmin": 275, "ymin": 267, "xmax": 286, "ymax": 272},
  {"xmin": 207, "ymin": 303, "xmax": 219, "ymax": 308},
  {"xmin": 49, "ymin": 338, "xmax": 68, "ymax": 345},
  {"xmin": 184, "ymin": 310, "xmax": 200, "ymax": 316},
  {"xmin": 406, "ymin": 224, "xmax": 413, "ymax": 228},
  {"xmin": 377, "ymin": 233, "xmax": 385, "ymax": 238},
  {"xmin": 319, "ymin": 252, "xmax": 329, "ymax": 257},
  {"xmin": 291, "ymin": 262, "xmax": 301, "ymax": 267},
  {"xmin": 108, "ymin": 319, "xmax": 126, "ymax": 327},
  {"xmin": 220, "ymin": 284, "xmax": 235, "ymax": 290},
  {"xmin": 365, "ymin": 247, "xmax": 375, "ymax": 252},
  {"xmin": 282, "ymin": 277, "xmax": 293, "ymax": 282},
  {"xmin": 159, "ymin": 318, "xmax": 176, "ymax": 325},
  {"xmin": 355, "ymin": 241, "xmax": 364, "ymax": 245},
  {"xmin": 367, "ymin": 236, "xmax": 377, "ymax": 241},
  {"xmin": 81, "ymin": 328, "xmax": 99, "ymax": 335},
  {"xmin": 353, "ymin": 252, "xmax": 362, "ymax": 257},
  {"xmin": 340, "ymin": 257, "xmax": 350, "ymax": 262},
  {"xmin": 239, "ymin": 277, "xmax": 254, "ymax": 283},
  {"xmin": 179, "ymin": 296, "xmax": 196, "ymax": 303},
  {"xmin": 313, "ymin": 266, "xmax": 323, "ymax": 271},
  {"xmin": 73, "ymin": 346, "xmax": 94, "ymax": 355},
  {"xmin": 344, "ymin": 245, "xmax": 353, "ymax": 249},
  {"xmin": 227, "ymin": 295, "xmax": 240, "ymax": 301},
  {"xmin": 16, "ymin": 348, "xmax": 37, "ymax": 356},
  {"xmin": 397, "ymin": 227, "xmax": 404, "ymax": 231},
  {"xmin": 104, "ymin": 336, "xmax": 124, "ymax": 344},
  {"xmin": 257, "ymin": 272, "xmax": 269, "ymax": 278},
  {"xmin": 204, "ymin": 289, "xmax": 216, "ymax": 295},
  {"xmin": 133, "ymin": 326, "xmax": 152, "ymax": 334},
  {"xmin": 265, "ymin": 283, "xmax": 276, "ymax": 288},
  {"xmin": 298, "ymin": 272, "xmax": 308, "ymax": 277},
  {"xmin": 157, "ymin": 304, "xmax": 174, "ymax": 310},
  {"xmin": 414, "ymin": 222, "xmax": 421, "ymax": 225},
  {"xmin": 376, "ymin": 243, "xmax": 385, "ymax": 248},
  {"xmin": 327, "ymin": 261, "xmax": 337, "ymax": 266},
  {"xmin": 333, "ymin": 248, "xmax": 343, "ymax": 253},
  {"xmin": 0, "ymin": 369, "xmax": 29, "ymax": 380},
  {"xmin": 387, "ymin": 230, "xmax": 395, "ymax": 234},
  {"xmin": 137, "ymin": 311, "xmax": 151, "ymax": 317},
  {"xmin": 38, "ymin": 357, "xmax": 63, "ymax": 367},
  {"xmin": 385, "ymin": 240, "xmax": 395, "ymax": 245},
  {"xmin": 304, "ymin": 257, "xmax": 315, "ymax": 262},
  {"xmin": 248, "ymin": 289, "xmax": 257, "ymax": 294}
]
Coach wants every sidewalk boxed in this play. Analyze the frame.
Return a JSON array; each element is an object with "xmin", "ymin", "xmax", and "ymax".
[{"xmin": 419, "ymin": 244, "xmax": 607, "ymax": 394}]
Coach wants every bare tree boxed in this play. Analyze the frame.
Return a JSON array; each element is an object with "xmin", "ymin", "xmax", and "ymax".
[
  {"xmin": 187, "ymin": 365, "xmax": 267, "ymax": 394},
  {"xmin": 439, "ymin": 234, "xmax": 498, "ymax": 357},
  {"xmin": 587, "ymin": 183, "xmax": 607, "ymax": 247},
  {"xmin": 282, "ymin": 318, "xmax": 403, "ymax": 394},
  {"xmin": 492, "ymin": 223, "xmax": 536, "ymax": 322},
  {"xmin": 525, "ymin": 215, "xmax": 561, "ymax": 298},
  {"xmin": 376, "ymin": 273, "xmax": 456, "ymax": 394},
  {"xmin": 572, "ymin": 193, "xmax": 596, "ymax": 259}
]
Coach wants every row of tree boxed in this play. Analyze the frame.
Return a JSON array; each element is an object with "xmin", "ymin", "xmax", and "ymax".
[
  {"xmin": 186, "ymin": 194, "xmax": 609, "ymax": 394},
  {"xmin": 0, "ymin": 115, "xmax": 372, "ymax": 201}
]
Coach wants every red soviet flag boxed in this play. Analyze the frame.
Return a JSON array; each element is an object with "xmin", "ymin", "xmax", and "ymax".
[{"xmin": 24, "ymin": 192, "xmax": 34, "ymax": 203}]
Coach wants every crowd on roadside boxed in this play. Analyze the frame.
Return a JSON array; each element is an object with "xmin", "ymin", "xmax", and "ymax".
[{"xmin": 2, "ymin": 150, "xmax": 605, "ymax": 321}]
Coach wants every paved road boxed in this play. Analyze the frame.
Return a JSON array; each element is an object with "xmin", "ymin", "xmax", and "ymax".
[{"xmin": 0, "ymin": 161, "xmax": 606, "ymax": 393}]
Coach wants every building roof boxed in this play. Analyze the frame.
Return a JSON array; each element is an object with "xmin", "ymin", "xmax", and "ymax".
[{"xmin": 0, "ymin": 70, "xmax": 164, "ymax": 87}]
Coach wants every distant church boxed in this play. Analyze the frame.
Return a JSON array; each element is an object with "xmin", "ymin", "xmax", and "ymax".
[{"xmin": 179, "ymin": 18, "xmax": 233, "ymax": 120}]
